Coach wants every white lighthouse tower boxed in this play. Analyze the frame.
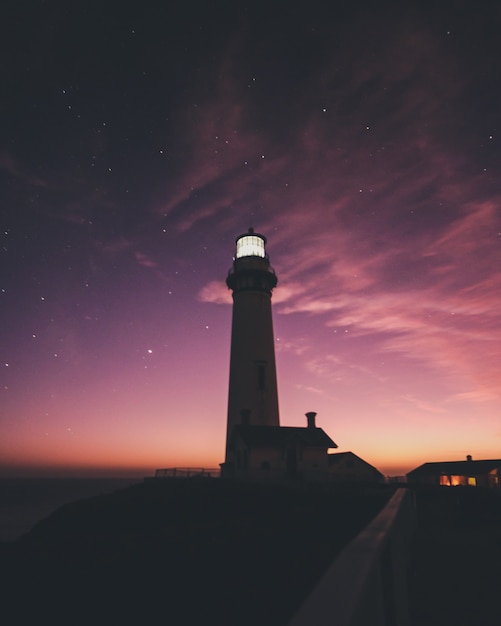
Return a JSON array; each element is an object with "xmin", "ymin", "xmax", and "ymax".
[{"xmin": 224, "ymin": 228, "xmax": 280, "ymax": 461}]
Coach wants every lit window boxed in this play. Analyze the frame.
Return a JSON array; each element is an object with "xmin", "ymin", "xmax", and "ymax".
[
  {"xmin": 440, "ymin": 475, "xmax": 466, "ymax": 486},
  {"xmin": 467, "ymin": 476, "xmax": 476, "ymax": 486},
  {"xmin": 236, "ymin": 235, "xmax": 265, "ymax": 258}
]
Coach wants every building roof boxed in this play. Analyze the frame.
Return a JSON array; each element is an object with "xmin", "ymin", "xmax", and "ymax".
[
  {"xmin": 230, "ymin": 425, "xmax": 337, "ymax": 449},
  {"xmin": 407, "ymin": 459, "xmax": 501, "ymax": 478},
  {"xmin": 327, "ymin": 451, "xmax": 384, "ymax": 477}
]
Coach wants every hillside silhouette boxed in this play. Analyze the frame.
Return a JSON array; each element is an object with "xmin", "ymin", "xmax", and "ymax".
[{"xmin": 1, "ymin": 479, "xmax": 391, "ymax": 626}]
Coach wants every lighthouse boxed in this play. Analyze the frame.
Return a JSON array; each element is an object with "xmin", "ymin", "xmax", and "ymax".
[
  {"xmin": 219, "ymin": 228, "xmax": 340, "ymax": 480},
  {"xmin": 224, "ymin": 228, "xmax": 280, "ymax": 461}
]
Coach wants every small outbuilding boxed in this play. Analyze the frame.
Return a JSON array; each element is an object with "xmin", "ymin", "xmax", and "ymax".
[
  {"xmin": 327, "ymin": 451, "xmax": 385, "ymax": 483},
  {"xmin": 407, "ymin": 455, "xmax": 501, "ymax": 488}
]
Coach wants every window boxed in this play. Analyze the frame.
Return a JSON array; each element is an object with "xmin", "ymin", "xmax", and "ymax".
[
  {"xmin": 467, "ymin": 476, "xmax": 476, "ymax": 486},
  {"xmin": 440, "ymin": 475, "xmax": 466, "ymax": 486}
]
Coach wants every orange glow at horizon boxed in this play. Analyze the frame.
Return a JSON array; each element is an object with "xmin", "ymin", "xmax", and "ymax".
[{"xmin": 2, "ymin": 3, "xmax": 501, "ymax": 480}]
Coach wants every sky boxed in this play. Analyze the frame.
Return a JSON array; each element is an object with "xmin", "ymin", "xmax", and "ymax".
[{"xmin": 1, "ymin": 0, "xmax": 500, "ymax": 478}]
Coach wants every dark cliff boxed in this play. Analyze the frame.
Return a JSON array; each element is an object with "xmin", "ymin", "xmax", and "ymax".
[{"xmin": 0, "ymin": 479, "xmax": 390, "ymax": 626}]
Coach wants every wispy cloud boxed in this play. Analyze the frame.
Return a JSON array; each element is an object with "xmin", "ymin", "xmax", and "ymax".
[
  {"xmin": 0, "ymin": 151, "xmax": 48, "ymax": 188},
  {"xmin": 185, "ymin": 15, "xmax": 501, "ymax": 410},
  {"xmin": 198, "ymin": 280, "xmax": 232, "ymax": 305},
  {"xmin": 134, "ymin": 251, "xmax": 159, "ymax": 269}
]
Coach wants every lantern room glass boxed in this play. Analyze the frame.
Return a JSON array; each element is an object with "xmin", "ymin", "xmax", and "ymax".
[{"xmin": 236, "ymin": 235, "xmax": 265, "ymax": 259}]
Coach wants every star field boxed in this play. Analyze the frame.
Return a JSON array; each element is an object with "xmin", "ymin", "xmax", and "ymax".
[{"xmin": 1, "ymin": 0, "xmax": 501, "ymax": 477}]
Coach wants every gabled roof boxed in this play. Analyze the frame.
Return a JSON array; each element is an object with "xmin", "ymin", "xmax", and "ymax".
[
  {"xmin": 407, "ymin": 459, "xmax": 501, "ymax": 477},
  {"xmin": 327, "ymin": 451, "xmax": 384, "ymax": 477},
  {"xmin": 230, "ymin": 425, "xmax": 337, "ymax": 449}
]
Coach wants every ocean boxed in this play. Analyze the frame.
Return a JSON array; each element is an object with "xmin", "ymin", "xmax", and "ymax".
[{"xmin": 0, "ymin": 477, "xmax": 141, "ymax": 542}]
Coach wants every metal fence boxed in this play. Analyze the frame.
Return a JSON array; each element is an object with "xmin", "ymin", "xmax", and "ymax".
[{"xmin": 154, "ymin": 467, "xmax": 221, "ymax": 479}]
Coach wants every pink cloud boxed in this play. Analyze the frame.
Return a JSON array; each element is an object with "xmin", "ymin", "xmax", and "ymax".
[
  {"xmin": 197, "ymin": 280, "xmax": 232, "ymax": 305},
  {"xmin": 134, "ymin": 251, "xmax": 159, "ymax": 269},
  {"xmin": 171, "ymin": 19, "xmax": 500, "ymax": 414}
]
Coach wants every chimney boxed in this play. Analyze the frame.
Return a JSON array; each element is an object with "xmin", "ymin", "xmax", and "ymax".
[
  {"xmin": 305, "ymin": 412, "xmax": 317, "ymax": 429},
  {"xmin": 466, "ymin": 454, "xmax": 472, "ymax": 462}
]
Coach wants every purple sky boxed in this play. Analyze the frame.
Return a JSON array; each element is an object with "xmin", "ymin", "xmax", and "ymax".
[{"xmin": 1, "ymin": 1, "xmax": 500, "ymax": 476}]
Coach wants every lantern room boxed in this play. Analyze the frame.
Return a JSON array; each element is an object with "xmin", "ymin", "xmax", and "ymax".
[{"xmin": 235, "ymin": 228, "xmax": 266, "ymax": 259}]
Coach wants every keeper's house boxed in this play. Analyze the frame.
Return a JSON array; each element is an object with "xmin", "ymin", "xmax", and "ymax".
[{"xmin": 407, "ymin": 455, "xmax": 501, "ymax": 488}]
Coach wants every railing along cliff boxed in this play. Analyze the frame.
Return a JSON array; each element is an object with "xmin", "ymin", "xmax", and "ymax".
[
  {"xmin": 288, "ymin": 488, "xmax": 415, "ymax": 626},
  {"xmin": 154, "ymin": 467, "xmax": 220, "ymax": 479}
]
